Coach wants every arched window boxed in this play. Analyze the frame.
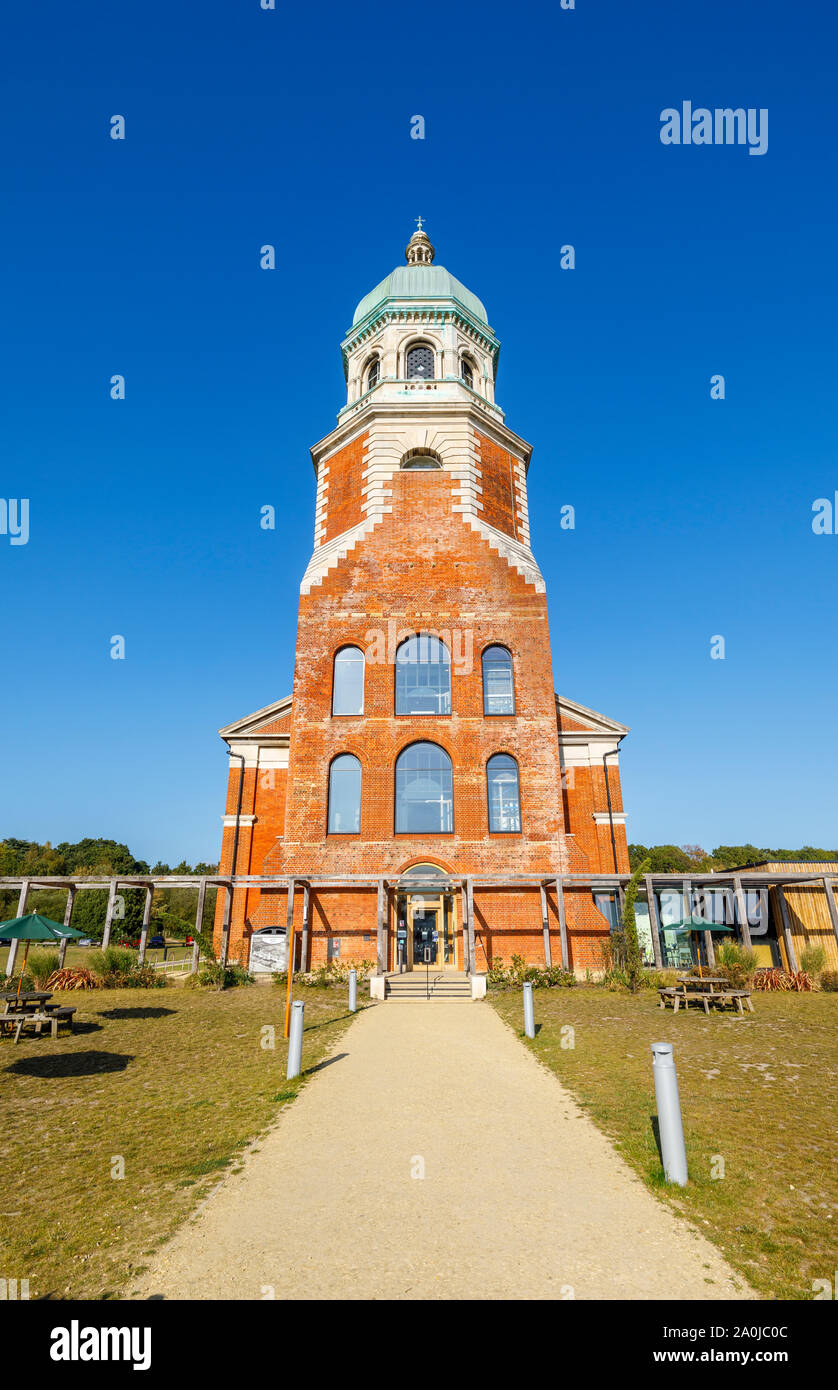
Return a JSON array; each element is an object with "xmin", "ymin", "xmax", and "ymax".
[
  {"xmin": 332, "ymin": 646, "xmax": 365, "ymax": 715},
  {"xmin": 327, "ymin": 754, "xmax": 361, "ymax": 833},
  {"xmin": 460, "ymin": 357, "xmax": 474, "ymax": 389},
  {"xmin": 487, "ymin": 754, "xmax": 521, "ymax": 833},
  {"xmin": 406, "ymin": 344, "xmax": 435, "ymax": 380},
  {"xmin": 401, "ymin": 451, "xmax": 442, "ymax": 471},
  {"xmin": 395, "ymin": 634, "xmax": 451, "ymax": 715},
  {"xmin": 395, "ymin": 743, "xmax": 453, "ymax": 833},
  {"xmin": 482, "ymin": 645, "xmax": 515, "ymax": 715},
  {"xmin": 366, "ymin": 357, "xmax": 380, "ymax": 391}
]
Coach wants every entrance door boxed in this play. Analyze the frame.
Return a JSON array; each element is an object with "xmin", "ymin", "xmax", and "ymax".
[
  {"xmin": 406, "ymin": 894, "xmax": 458, "ymax": 970},
  {"xmin": 409, "ymin": 902, "xmax": 440, "ymax": 968}
]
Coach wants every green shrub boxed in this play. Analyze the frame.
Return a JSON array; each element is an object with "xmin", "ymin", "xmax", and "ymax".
[
  {"xmin": 800, "ymin": 945, "xmax": 827, "ymax": 977},
  {"xmin": 196, "ymin": 961, "xmax": 253, "ymax": 990},
  {"xmin": 819, "ymin": 969, "xmax": 838, "ymax": 992},
  {"xmin": 26, "ymin": 950, "xmax": 61, "ymax": 989},
  {"xmin": 486, "ymin": 956, "xmax": 575, "ymax": 990},
  {"xmin": 290, "ymin": 959, "xmax": 376, "ymax": 988},
  {"xmin": 94, "ymin": 947, "xmax": 166, "ymax": 989}
]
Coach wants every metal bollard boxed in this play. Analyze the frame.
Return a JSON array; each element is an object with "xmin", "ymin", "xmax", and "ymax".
[
  {"xmin": 651, "ymin": 1042, "xmax": 688, "ymax": 1186},
  {"xmin": 286, "ymin": 999, "xmax": 305, "ymax": 1080},
  {"xmin": 523, "ymin": 981, "xmax": 535, "ymax": 1038},
  {"xmin": 348, "ymin": 968, "xmax": 357, "ymax": 1013}
]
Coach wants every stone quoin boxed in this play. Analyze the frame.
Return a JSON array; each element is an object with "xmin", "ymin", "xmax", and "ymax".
[{"xmin": 214, "ymin": 224, "xmax": 631, "ymax": 978}]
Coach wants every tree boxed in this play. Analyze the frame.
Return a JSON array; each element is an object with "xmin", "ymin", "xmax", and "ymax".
[{"xmin": 622, "ymin": 857, "xmax": 650, "ymax": 993}]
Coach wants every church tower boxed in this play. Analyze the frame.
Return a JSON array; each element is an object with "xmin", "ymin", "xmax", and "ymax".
[{"xmin": 215, "ymin": 226, "xmax": 630, "ymax": 977}]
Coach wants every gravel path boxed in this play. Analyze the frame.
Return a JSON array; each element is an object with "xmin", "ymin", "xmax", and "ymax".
[{"xmin": 130, "ymin": 1001, "xmax": 751, "ymax": 1300}]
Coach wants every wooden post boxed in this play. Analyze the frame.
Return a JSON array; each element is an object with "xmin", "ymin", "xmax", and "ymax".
[
  {"xmin": 539, "ymin": 884, "xmax": 552, "ymax": 967},
  {"xmin": 283, "ymin": 879, "xmax": 296, "ymax": 1040},
  {"xmin": 101, "ymin": 879, "xmax": 118, "ymax": 951},
  {"xmin": 192, "ymin": 878, "xmax": 207, "ymax": 974},
  {"xmin": 300, "ymin": 883, "xmax": 311, "ymax": 973},
  {"xmin": 776, "ymin": 887, "xmax": 798, "ymax": 972},
  {"xmin": 220, "ymin": 884, "xmax": 232, "ymax": 967},
  {"xmin": 137, "ymin": 886, "xmax": 153, "ymax": 966},
  {"xmin": 376, "ymin": 878, "xmax": 385, "ymax": 975},
  {"xmin": 554, "ymin": 877, "xmax": 569, "ymax": 970},
  {"xmin": 645, "ymin": 876, "xmax": 663, "ymax": 968},
  {"xmin": 733, "ymin": 876, "xmax": 752, "ymax": 950},
  {"xmin": 704, "ymin": 931, "xmax": 716, "ymax": 968},
  {"xmin": 6, "ymin": 880, "xmax": 30, "ymax": 976},
  {"xmin": 460, "ymin": 883, "xmax": 469, "ymax": 972},
  {"xmin": 58, "ymin": 886, "xmax": 76, "ymax": 968},
  {"xmin": 822, "ymin": 877, "xmax": 838, "ymax": 954},
  {"xmin": 466, "ymin": 877, "xmax": 475, "ymax": 974}
]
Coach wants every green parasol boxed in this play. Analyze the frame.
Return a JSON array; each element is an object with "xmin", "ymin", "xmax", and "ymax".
[{"xmin": 0, "ymin": 914, "xmax": 86, "ymax": 1000}]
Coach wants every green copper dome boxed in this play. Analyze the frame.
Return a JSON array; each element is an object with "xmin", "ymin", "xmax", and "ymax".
[{"xmin": 352, "ymin": 263, "xmax": 489, "ymax": 329}]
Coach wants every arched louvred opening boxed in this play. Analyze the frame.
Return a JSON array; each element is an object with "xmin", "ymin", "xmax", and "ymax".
[
  {"xmin": 395, "ymin": 634, "xmax": 451, "ymax": 714},
  {"xmin": 327, "ymin": 754, "xmax": 362, "ymax": 833},
  {"xmin": 482, "ymin": 645, "xmax": 515, "ymax": 715},
  {"xmin": 406, "ymin": 344, "xmax": 435, "ymax": 380},
  {"xmin": 332, "ymin": 646, "xmax": 365, "ymax": 715},
  {"xmin": 487, "ymin": 753, "xmax": 521, "ymax": 833},
  {"xmin": 460, "ymin": 357, "xmax": 474, "ymax": 389},
  {"xmin": 395, "ymin": 742, "xmax": 454, "ymax": 834},
  {"xmin": 366, "ymin": 357, "xmax": 380, "ymax": 391}
]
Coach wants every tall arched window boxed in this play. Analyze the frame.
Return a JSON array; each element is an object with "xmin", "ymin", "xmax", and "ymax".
[
  {"xmin": 395, "ymin": 634, "xmax": 451, "ymax": 715},
  {"xmin": 406, "ymin": 344, "xmax": 435, "ymax": 380},
  {"xmin": 460, "ymin": 357, "xmax": 474, "ymax": 389},
  {"xmin": 366, "ymin": 357, "xmax": 380, "ymax": 391},
  {"xmin": 327, "ymin": 754, "xmax": 361, "ymax": 833},
  {"xmin": 482, "ymin": 645, "xmax": 515, "ymax": 715},
  {"xmin": 332, "ymin": 646, "xmax": 365, "ymax": 715},
  {"xmin": 487, "ymin": 754, "xmax": 521, "ymax": 832},
  {"xmin": 395, "ymin": 743, "xmax": 453, "ymax": 833}
]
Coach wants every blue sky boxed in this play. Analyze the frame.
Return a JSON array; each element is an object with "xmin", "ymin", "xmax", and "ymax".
[{"xmin": 1, "ymin": 0, "xmax": 836, "ymax": 865}]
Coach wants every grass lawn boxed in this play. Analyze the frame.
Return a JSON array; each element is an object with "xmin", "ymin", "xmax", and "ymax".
[
  {"xmin": 0, "ymin": 982, "xmax": 365, "ymax": 1298},
  {"xmin": 489, "ymin": 986, "xmax": 838, "ymax": 1300}
]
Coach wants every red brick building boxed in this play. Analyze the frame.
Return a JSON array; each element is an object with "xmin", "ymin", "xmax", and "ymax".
[{"xmin": 215, "ymin": 225, "xmax": 630, "ymax": 980}]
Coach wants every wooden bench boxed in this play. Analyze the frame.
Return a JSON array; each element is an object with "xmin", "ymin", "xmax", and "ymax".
[
  {"xmin": 658, "ymin": 987, "xmax": 677, "ymax": 1009},
  {"xmin": 715, "ymin": 990, "xmax": 754, "ymax": 1015},
  {"xmin": 0, "ymin": 1007, "xmax": 76, "ymax": 1042}
]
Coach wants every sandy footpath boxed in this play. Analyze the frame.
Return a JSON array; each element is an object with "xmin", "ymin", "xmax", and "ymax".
[{"xmin": 130, "ymin": 1001, "xmax": 751, "ymax": 1301}]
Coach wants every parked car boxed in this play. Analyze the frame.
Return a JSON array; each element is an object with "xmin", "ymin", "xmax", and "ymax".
[{"xmin": 148, "ymin": 934, "xmax": 166, "ymax": 949}]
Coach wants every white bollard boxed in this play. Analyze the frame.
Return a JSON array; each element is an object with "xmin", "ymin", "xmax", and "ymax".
[
  {"xmin": 348, "ymin": 969, "xmax": 357, "ymax": 1013},
  {"xmin": 651, "ymin": 1042, "xmax": 688, "ymax": 1186},
  {"xmin": 286, "ymin": 1000, "xmax": 305, "ymax": 1080},
  {"xmin": 523, "ymin": 981, "xmax": 535, "ymax": 1038}
]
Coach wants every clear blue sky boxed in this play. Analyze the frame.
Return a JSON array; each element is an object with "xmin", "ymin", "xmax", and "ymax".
[{"xmin": 2, "ymin": 0, "xmax": 836, "ymax": 866}]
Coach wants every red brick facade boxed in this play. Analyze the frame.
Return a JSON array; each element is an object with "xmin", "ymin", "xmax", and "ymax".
[{"xmin": 214, "ymin": 241, "xmax": 630, "ymax": 975}]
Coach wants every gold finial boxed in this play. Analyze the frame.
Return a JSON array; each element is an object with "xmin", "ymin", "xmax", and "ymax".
[{"xmin": 406, "ymin": 220, "xmax": 435, "ymax": 266}]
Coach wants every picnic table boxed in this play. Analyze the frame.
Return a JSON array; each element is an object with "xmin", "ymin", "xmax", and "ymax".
[{"xmin": 658, "ymin": 975, "xmax": 754, "ymax": 1016}]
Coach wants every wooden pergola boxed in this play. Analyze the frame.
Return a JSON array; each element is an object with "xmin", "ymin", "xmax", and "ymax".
[{"xmin": 3, "ymin": 869, "xmax": 838, "ymax": 976}]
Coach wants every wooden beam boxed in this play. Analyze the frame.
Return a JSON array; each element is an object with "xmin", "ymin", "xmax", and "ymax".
[
  {"xmin": 137, "ymin": 885, "xmax": 154, "ymax": 966},
  {"xmin": 466, "ymin": 877, "xmax": 475, "ymax": 974},
  {"xmin": 5, "ymin": 879, "xmax": 30, "ymax": 976},
  {"xmin": 300, "ymin": 883, "xmax": 311, "ymax": 973},
  {"xmin": 776, "ymin": 887, "xmax": 798, "ymax": 972},
  {"xmin": 192, "ymin": 878, "xmax": 207, "ymax": 975},
  {"xmin": 554, "ymin": 877, "xmax": 569, "ymax": 971},
  {"xmin": 58, "ymin": 886, "xmax": 76, "ymax": 969},
  {"xmin": 460, "ymin": 883, "xmax": 469, "ymax": 973},
  {"xmin": 376, "ymin": 879, "xmax": 385, "ymax": 975},
  {"xmin": 101, "ymin": 880, "xmax": 118, "ymax": 951},
  {"xmin": 220, "ymin": 885, "xmax": 232, "ymax": 967},
  {"xmin": 539, "ymin": 883, "xmax": 552, "ymax": 967},
  {"xmin": 285, "ymin": 879, "xmax": 296, "ymax": 974},
  {"xmin": 703, "ymin": 930, "xmax": 715, "ymax": 968},
  {"xmin": 733, "ymin": 875, "xmax": 752, "ymax": 950},
  {"xmin": 822, "ymin": 877, "xmax": 838, "ymax": 953},
  {"xmin": 645, "ymin": 876, "xmax": 663, "ymax": 968}
]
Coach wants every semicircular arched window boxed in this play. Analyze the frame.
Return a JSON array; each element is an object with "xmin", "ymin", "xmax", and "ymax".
[
  {"xmin": 332, "ymin": 646, "xmax": 365, "ymax": 715},
  {"xmin": 406, "ymin": 344, "xmax": 435, "ymax": 380},
  {"xmin": 395, "ymin": 742, "xmax": 454, "ymax": 833},
  {"xmin": 487, "ymin": 753, "xmax": 521, "ymax": 833},
  {"xmin": 395, "ymin": 634, "xmax": 451, "ymax": 715},
  {"xmin": 460, "ymin": 357, "xmax": 474, "ymax": 389},
  {"xmin": 401, "ymin": 453, "xmax": 442, "ymax": 471},
  {"xmin": 327, "ymin": 754, "xmax": 361, "ymax": 833},
  {"xmin": 482, "ymin": 645, "xmax": 515, "ymax": 715},
  {"xmin": 366, "ymin": 357, "xmax": 380, "ymax": 391}
]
